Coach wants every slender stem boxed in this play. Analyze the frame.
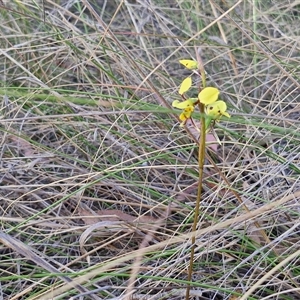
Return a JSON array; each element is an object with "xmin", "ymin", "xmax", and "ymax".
[{"xmin": 185, "ymin": 102, "xmax": 206, "ymax": 300}]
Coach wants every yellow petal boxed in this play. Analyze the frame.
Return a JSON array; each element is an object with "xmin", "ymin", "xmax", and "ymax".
[
  {"xmin": 205, "ymin": 100, "xmax": 230, "ymax": 119},
  {"xmin": 215, "ymin": 100, "xmax": 227, "ymax": 111},
  {"xmin": 222, "ymin": 111, "xmax": 231, "ymax": 118},
  {"xmin": 172, "ymin": 98, "xmax": 196, "ymax": 109},
  {"xmin": 172, "ymin": 100, "xmax": 180, "ymax": 107},
  {"xmin": 198, "ymin": 87, "xmax": 219, "ymax": 105},
  {"xmin": 179, "ymin": 107, "xmax": 193, "ymax": 121},
  {"xmin": 205, "ymin": 102, "xmax": 222, "ymax": 118},
  {"xmin": 179, "ymin": 59, "xmax": 198, "ymax": 70},
  {"xmin": 179, "ymin": 77, "xmax": 192, "ymax": 95},
  {"xmin": 179, "ymin": 111, "xmax": 189, "ymax": 121}
]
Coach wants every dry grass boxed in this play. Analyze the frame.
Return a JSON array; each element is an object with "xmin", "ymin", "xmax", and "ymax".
[{"xmin": 0, "ymin": 1, "xmax": 300, "ymax": 299}]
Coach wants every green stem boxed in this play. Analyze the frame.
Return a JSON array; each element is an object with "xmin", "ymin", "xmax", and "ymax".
[
  {"xmin": 185, "ymin": 101, "xmax": 206, "ymax": 299},
  {"xmin": 185, "ymin": 51, "xmax": 207, "ymax": 299}
]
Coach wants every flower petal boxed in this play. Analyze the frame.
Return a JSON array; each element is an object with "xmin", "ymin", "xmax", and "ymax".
[
  {"xmin": 179, "ymin": 110, "xmax": 192, "ymax": 121},
  {"xmin": 198, "ymin": 87, "xmax": 219, "ymax": 105},
  {"xmin": 179, "ymin": 59, "xmax": 198, "ymax": 70},
  {"xmin": 222, "ymin": 111, "xmax": 231, "ymax": 118},
  {"xmin": 205, "ymin": 100, "xmax": 230, "ymax": 119},
  {"xmin": 179, "ymin": 108, "xmax": 194, "ymax": 127},
  {"xmin": 172, "ymin": 98, "xmax": 196, "ymax": 109},
  {"xmin": 179, "ymin": 77, "xmax": 192, "ymax": 95}
]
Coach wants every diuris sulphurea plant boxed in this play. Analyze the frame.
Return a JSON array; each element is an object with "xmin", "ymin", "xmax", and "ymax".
[{"xmin": 173, "ymin": 57, "xmax": 230, "ymax": 300}]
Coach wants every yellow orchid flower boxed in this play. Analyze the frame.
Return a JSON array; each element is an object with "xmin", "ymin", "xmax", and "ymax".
[
  {"xmin": 205, "ymin": 100, "xmax": 231, "ymax": 120},
  {"xmin": 179, "ymin": 77, "xmax": 192, "ymax": 95},
  {"xmin": 179, "ymin": 59, "xmax": 198, "ymax": 70},
  {"xmin": 175, "ymin": 59, "xmax": 231, "ymax": 130},
  {"xmin": 172, "ymin": 98, "xmax": 198, "ymax": 126},
  {"xmin": 198, "ymin": 87, "xmax": 219, "ymax": 105}
]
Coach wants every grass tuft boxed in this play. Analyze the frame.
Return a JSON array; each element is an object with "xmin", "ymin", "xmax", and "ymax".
[{"xmin": 0, "ymin": 1, "xmax": 299, "ymax": 299}]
